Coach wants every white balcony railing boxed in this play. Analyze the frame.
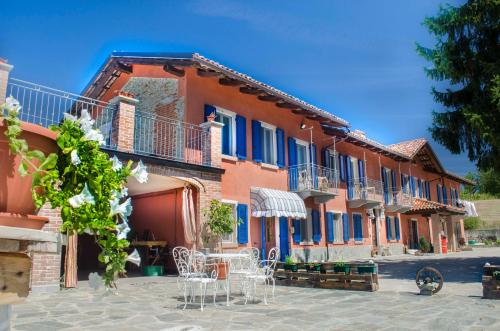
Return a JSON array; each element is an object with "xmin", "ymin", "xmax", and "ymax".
[
  {"xmin": 347, "ymin": 178, "xmax": 384, "ymax": 203},
  {"xmin": 288, "ymin": 164, "xmax": 338, "ymax": 195}
]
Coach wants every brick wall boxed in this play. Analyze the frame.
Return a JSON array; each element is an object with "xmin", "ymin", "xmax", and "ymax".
[{"xmin": 31, "ymin": 205, "xmax": 62, "ymax": 292}]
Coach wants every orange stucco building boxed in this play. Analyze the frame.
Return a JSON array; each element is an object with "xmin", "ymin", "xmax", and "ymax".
[{"xmin": 80, "ymin": 52, "xmax": 472, "ymax": 263}]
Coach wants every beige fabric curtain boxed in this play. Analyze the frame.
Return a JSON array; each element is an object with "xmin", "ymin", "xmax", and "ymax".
[{"xmin": 182, "ymin": 186, "xmax": 196, "ymax": 247}]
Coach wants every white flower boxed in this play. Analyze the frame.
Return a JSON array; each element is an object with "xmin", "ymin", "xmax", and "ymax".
[
  {"xmin": 79, "ymin": 109, "xmax": 95, "ymax": 134},
  {"xmin": 126, "ymin": 249, "xmax": 141, "ymax": 267},
  {"xmin": 71, "ymin": 149, "xmax": 81, "ymax": 165},
  {"xmin": 116, "ymin": 221, "xmax": 131, "ymax": 240},
  {"xmin": 109, "ymin": 197, "xmax": 133, "ymax": 221},
  {"xmin": 63, "ymin": 113, "xmax": 78, "ymax": 122},
  {"xmin": 120, "ymin": 187, "xmax": 128, "ymax": 198},
  {"xmin": 82, "ymin": 128, "xmax": 105, "ymax": 145},
  {"xmin": 111, "ymin": 187, "xmax": 128, "ymax": 200},
  {"xmin": 131, "ymin": 160, "xmax": 148, "ymax": 183},
  {"xmin": 111, "ymin": 156, "xmax": 122, "ymax": 171},
  {"xmin": 68, "ymin": 183, "xmax": 95, "ymax": 208},
  {"xmin": 83, "ymin": 227, "xmax": 94, "ymax": 235},
  {"xmin": 5, "ymin": 96, "xmax": 20, "ymax": 110}
]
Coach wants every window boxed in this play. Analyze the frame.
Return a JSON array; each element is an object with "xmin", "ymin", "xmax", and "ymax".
[
  {"xmin": 384, "ymin": 168, "xmax": 394, "ymax": 204},
  {"xmin": 333, "ymin": 212, "xmax": 343, "ymax": 243},
  {"xmin": 260, "ymin": 123, "xmax": 276, "ymax": 164},
  {"xmin": 353, "ymin": 213, "xmax": 363, "ymax": 241},
  {"xmin": 300, "ymin": 209, "xmax": 313, "ymax": 243},
  {"xmin": 296, "ymin": 140, "xmax": 309, "ymax": 165},
  {"xmin": 220, "ymin": 200, "xmax": 238, "ymax": 244},
  {"xmin": 386, "ymin": 216, "xmax": 397, "ymax": 240},
  {"xmin": 351, "ymin": 157, "xmax": 360, "ymax": 181},
  {"xmin": 215, "ymin": 108, "xmax": 236, "ymax": 156}
]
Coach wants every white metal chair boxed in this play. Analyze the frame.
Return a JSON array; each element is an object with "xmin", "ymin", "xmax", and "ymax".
[
  {"xmin": 181, "ymin": 260, "xmax": 219, "ymax": 311},
  {"xmin": 244, "ymin": 247, "xmax": 280, "ymax": 305},
  {"xmin": 231, "ymin": 248, "xmax": 259, "ymax": 294},
  {"xmin": 173, "ymin": 246, "xmax": 189, "ymax": 288}
]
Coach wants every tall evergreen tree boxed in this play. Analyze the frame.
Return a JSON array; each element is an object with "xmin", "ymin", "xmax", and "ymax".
[{"xmin": 417, "ymin": 0, "xmax": 500, "ymax": 172}]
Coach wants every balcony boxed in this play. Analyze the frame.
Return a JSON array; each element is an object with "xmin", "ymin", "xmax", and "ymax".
[
  {"xmin": 6, "ymin": 78, "xmax": 211, "ymax": 166},
  {"xmin": 288, "ymin": 164, "xmax": 338, "ymax": 203},
  {"xmin": 347, "ymin": 178, "xmax": 384, "ymax": 209},
  {"xmin": 385, "ymin": 190, "xmax": 413, "ymax": 213}
]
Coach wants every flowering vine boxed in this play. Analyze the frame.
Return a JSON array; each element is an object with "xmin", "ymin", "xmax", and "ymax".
[{"xmin": 1, "ymin": 97, "xmax": 148, "ymax": 288}]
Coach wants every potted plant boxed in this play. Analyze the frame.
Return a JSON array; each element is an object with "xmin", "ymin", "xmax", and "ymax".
[
  {"xmin": 284, "ymin": 256, "xmax": 298, "ymax": 272},
  {"xmin": 357, "ymin": 260, "xmax": 377, "ymax": 274},
  {"xmin": 203, "ymin": 200, "xmax": 240, "ymax": 279},
  {"xmin": 493, "ymin": 271, "xmax": 500, "ymax": 281},
  {"xmin": 2, "ymin": 98, "xmax": 149, "ymax": 288},
  {"xmin": 306, "ymin": 262, "xmax": 322, "ymax": 272},
  {"xmin": 334, "ymin": 260, "xmax": 350, "ymax": 274}
]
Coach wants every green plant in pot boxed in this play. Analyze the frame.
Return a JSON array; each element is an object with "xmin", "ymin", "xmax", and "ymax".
[
  {"xmin": 357, "ymin": 260, "xmax": 376, "ymax": 274},
  {"xmin": 202, "ymin": 200, "xmax": 240, "ymax": 252},
  {"xmin": 493, "ymin": 271, "xmax": 500, "ymax": 281},
  {"xmin": 334, "ymin": 260, "xmax": 350, "ymax": 274},
  {"xmin": 1, "ymin": 98, "xmax": 149, "ymax": 288},
  {"xmin": 284, "ymin": 255, "xmax": 298, "ymax": 272},
  {"xmin": 306, "ymin": 262, "xmax": 322, "ymax": 272}
]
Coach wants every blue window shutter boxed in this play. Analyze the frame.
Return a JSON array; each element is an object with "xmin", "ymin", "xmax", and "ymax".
[
  {"xmin": 276, "ymin": 128, "xmax": 285, "ymax": 168},
  {"xmin": 310, "ymin": 144, "xmax": 317, "ymax": 165},
  {"xmin": 292, "ymin": 219, "xmax": 301, "ymax": 243},
  {"xmin": 381, "ymin": 167, "xmax": 389, "ymax": 204},
  {"xmin": 357, "ymin": 159, "xmax": 365, "ymax": 187},
  {"xmin": 417, "ymin": 179, "xmax": 423, "ymax": 198},
  {"xmin": 251, "ymin": 120, "xmax": 262, "ymax": 162},
  {"xmin": 346, "ymin": 156, "xmax": 353, "ymax": 199},
  {"xmin": 204, "ymin": 104, "xmax": 216, "ymax": 122},
  {"xmin": 391, "ymin": 170, "xmax": 397, "ymax": 192},
  {"xmin": 401, "ymin": 174, "xmax": 407, "ymax": 193},
  {"xmin": 235, "ymin": 115, "xmax": 246, "ymax": 160},
  {"xmin": 437, "ymin": 184, "xmax": 442, "ymax": 203},
  {"xmin": 237, "ymin": 204, "xmax": 248, "ymax": 244},
  {"xmin": 339, "ymin": 154, "xmax": 346, "ymax": 182},
  {"xmin": 312, "ymin": 210, "xmax": 321, "ymax": 243},
  {"xmin": 354, "ymin": 214, "xmax": 362, "ymax": 241},
  {"xmin": 443, "ymin": 186, "xmax": 448, "ymax": 204},
  {"xmin": 288, "ymin": 137, "xmax": 298, "ymax": 190},
  {"xmin": 395, "ymin": 217, "xmax": 400, "ymax": 241},
  {"xmin": 325, "ymin": 212, "xmax": 334, "ymax": 243},
  {"xmin": 410, "ymin": 176, "xmax": 416, "ymax": 197},
  {"xmin": 322, "ymin": 148, "xmax": 330, "ymax": 168},
  {"xmin": 342, "ymin": 213, "xmax": 350, "ymax": 242},
  {"xmin": 386, "ymin": 216, "xmax": 392, "ymax": 240}
]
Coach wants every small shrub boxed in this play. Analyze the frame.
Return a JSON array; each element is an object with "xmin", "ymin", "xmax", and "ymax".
[
  {"xmin": 419, "ymin": 236, "xmax": 431, "ymax": 253},
  {"xmin": 496, "ymin": 239, "xmax": 500, "ymax": 246},
  {"xmin": 484, "ymin": 239, "xmax": 493, "ymax": 246},
  {"xmin": 284, "ymin": 255, "xmax": 296, "ymax": 265},
  {"xmin": 464, "ymin": 217, "xmax": 482, "ymax": 230}
]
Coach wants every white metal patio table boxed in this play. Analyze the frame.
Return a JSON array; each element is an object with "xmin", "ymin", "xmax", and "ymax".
[{"xmin": 205, "ymin": 253, "xmax": 251, "ymax": 306}]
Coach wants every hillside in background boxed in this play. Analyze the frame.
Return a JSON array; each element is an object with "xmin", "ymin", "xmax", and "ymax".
[{"xmin": 475, "ymin": 200, "xmax": 500, "ymax": 229}]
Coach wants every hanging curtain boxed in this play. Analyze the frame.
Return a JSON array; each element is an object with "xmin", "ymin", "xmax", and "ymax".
[{"xmin": 182, "ymin": 186, "xmax": 196, "ymax": 247}]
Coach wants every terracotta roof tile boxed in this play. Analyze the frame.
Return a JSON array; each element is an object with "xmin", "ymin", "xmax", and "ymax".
[
  {"xmin": 388, "ymin": 138, "xmax": 427, "ymax": 158},
  {"xmin": 406, "ymin": 198, "xmax": 465, "ymax": 215}
]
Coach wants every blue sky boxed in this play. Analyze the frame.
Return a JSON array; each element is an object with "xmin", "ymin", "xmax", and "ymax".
[{"xmin": 0, "ymin": 0, "xmax": 473, "ymax": 174}]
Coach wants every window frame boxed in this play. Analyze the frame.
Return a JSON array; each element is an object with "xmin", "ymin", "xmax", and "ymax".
[
  {"xmin": 330, "ymin": 210, "xmax": 343, "ymax": 244},
  {"xmin": 259, "ymin": 121, "xmax": 277, "ymax": 165},
  {"xmin": 220, "ymin": 199, "xmax": 238, "ymax": 244},
  {"xmin": 295, "ymin": 138, "xmax": 310, "ymax": 167},
  {"xmin": 215, "ymin": 107, "xmax": 237, "ymax": 157},
  {"xmin": 300, "ymin": 208, "xmax": 314, "ymax": 245}
]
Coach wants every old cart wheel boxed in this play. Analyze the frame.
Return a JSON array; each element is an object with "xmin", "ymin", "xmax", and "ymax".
[{"xmin": 416, "ymin": 267, "xmax": 444, "ymax": 294}]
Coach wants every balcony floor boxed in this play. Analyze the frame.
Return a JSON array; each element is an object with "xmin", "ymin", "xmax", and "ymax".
[
  {"xmin": 348, "ymin": 199, "xmax": 383, "ymax": 209},
  {"xmin": 296, "ymin": 190, "xmax": 338, "ymax": 204}
]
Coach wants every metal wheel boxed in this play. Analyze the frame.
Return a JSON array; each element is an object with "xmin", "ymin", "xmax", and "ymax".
[{"xmin": 416, "ymin": 266, "xmax": 444, "ymax": 294}]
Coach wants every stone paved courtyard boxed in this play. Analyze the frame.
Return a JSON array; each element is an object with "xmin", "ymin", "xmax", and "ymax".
[{"xmin": 11, "ymin": 247, "xmax": 500, "ymax": 331}]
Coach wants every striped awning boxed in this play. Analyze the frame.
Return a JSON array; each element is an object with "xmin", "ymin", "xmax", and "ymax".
[{"xmin": 250, "ymin": 187, "xmax": 307, "ymax": 219}]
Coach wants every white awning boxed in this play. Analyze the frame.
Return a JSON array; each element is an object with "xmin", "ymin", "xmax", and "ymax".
[{"xmin": 250, "ymin": 187, "xmax": 307, "ymax": 219}]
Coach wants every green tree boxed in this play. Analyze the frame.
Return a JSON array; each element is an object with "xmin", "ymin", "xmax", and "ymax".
[
  {"xmin": 202, "ymin": 200, "xmax": 240, "ymax": 251},
  {"xmin": 462, "ymin": 168, "xmax": 500, "ymax": 198},
  {"xmin": 417, "ymin": 0, "xmax": 500, "ymax": 172}
]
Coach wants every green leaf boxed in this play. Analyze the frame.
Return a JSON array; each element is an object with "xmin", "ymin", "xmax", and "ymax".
[
  {"xmin": 18, "ymin": 162, "xmax": 28, "ymax": 177},
  {"xmin": 40, "ymin": 153, "xmax": 58, "ymax": 170},
  {"xmin": 26, "ymin": 150, "xmax": 46, "ymax": 161}
]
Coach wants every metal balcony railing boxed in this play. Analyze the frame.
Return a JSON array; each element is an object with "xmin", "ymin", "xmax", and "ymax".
[
  {"xmin": 347, "ymin": 178, "xmax": 384, "ymax": 202},
  {"xmin": 386, "ymin": 189, "xmax": 413, "ymax": 208},
  {"xmin": 289, "ymin": 163, "xmax": 338, "ymax": 194},
  {"xmin": 4, "ymin": 78, "xmax": 212, "ymax": 166},
  {"xmin": 134, "ymin": 111, "xmax": 211, "ymax": 166}
]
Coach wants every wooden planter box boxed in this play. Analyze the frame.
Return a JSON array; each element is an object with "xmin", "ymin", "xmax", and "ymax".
[
  {"xmin": 275, "ymin": 262, "xmax": 379, "ymax": 292},
  {"xmin": 483, "ymin": 265, "xmax": 500, "ymax": 300}
]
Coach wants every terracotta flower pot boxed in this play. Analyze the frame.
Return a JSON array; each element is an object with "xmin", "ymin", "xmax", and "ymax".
[{"xmin": 0, "ymin": 120, "xmax": 57, "ymax": 216}]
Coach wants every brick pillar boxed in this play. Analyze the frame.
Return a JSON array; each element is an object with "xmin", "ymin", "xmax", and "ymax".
[
  {"xmin": 200, "ymin": 116, "xmax": 223, "ymax": 168},
  {"xmin": 109, "ymin": 92, "xmax": 138, "ymax": 153},
  {"xmin": 31, "ymin": 205, "xmax": 62, "ymax": 293},
  {"xmin": 0, "ymin": 58, "xmax": 14, "ymax": 103}
]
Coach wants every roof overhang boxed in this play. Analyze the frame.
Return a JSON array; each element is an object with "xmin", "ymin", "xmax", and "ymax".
[{"xmin": 82, "ymin": 52, "xmax": 350, "ymax": 129}]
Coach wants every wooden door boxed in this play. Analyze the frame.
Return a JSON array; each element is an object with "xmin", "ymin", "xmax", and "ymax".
[{"xmin": 371, "ymin": 219, "xmax": 378, "ymax": 246}]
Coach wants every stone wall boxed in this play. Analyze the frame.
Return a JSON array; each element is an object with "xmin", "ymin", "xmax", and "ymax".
[{"xmin": 465, "ymin": 229, "xmax": 500, "ymax": 242}]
